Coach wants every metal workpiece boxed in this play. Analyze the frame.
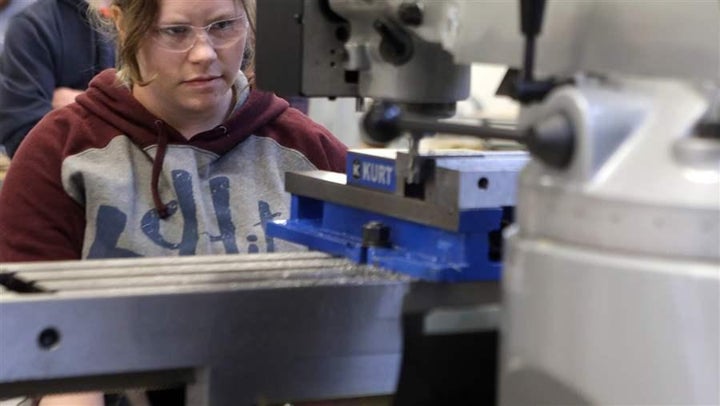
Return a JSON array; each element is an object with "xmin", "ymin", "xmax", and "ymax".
[
  {"xmin": 394, "ymin": 151, "xmax": 528, "ymax": 210},
  {"xmin": 284, "ymin": 170, "xmax": 463, "ymax": 231},
  {"xmin": 0, "ymin": 253, "xmax": 417, "ymax": 404},
  {"xmin": 345, "ymin": 148, "xmax": 527, "ymax": 210}
]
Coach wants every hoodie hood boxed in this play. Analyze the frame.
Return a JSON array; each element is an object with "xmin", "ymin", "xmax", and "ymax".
[
  {"xmin": 76, "ymin": 69, "xmax": 290, "ymax": 218},
  {"xmin": 77, "ymin": 69, "xmax": 289, "ymax": 153}
]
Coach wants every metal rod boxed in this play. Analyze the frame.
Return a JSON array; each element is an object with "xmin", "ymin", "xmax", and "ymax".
[{"xmin": 399, "ymin": 117, "xmax": 523, "ymax": 142}]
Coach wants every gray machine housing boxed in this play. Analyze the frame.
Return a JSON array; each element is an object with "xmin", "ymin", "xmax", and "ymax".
[{"xmin": 261, "ymin": 1, "xmax": 720, "ymax": 404}]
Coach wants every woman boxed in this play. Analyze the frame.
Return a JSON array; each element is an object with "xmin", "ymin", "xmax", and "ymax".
[
  {"xmin": 0, "ymin": 0, "xmax": 346, "ymax": 262},
  {"xmin": 2, "ymin": 0, "xmax": 346, "ymax": 403}
]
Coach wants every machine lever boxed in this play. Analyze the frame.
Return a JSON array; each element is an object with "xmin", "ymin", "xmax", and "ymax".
[
  {"xmin": 516, "ymin": 0, "xmax": 555, "ymax": 102},
  {"xmin": 363, "ymin": 101, "xmax": 523, "ymax": 145},
  {"xmin": 363, "ymin": 101, "xmax": 575, "ymax": 169}
]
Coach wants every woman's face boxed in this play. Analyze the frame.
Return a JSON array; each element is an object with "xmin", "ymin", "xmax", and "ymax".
[{"xmin": 132, "ymin": 0, "xmax": 247, "ymax": 124}]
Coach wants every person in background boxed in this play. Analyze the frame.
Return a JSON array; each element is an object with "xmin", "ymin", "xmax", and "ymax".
[
  {"xmin": 0, "ymin": 0, "xmax": 33, "ymax": 160},
  {"xmin": 0, "ymin": 0, "xmax": 115, "ymax": 157},
  {"xmin": 0, "ymin": 0, "xmax": 36, "ymax": 52}
]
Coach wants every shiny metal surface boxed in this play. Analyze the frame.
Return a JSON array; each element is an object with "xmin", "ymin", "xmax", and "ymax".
[
  {"xmin": 449, "ymin": 1, "xmax": 719, "ymax": 83},
  {"xmin": 285, "ymin": 150, "xmax": 526, "ymax": 233},
  {"xmin": 1, "ymin": 253, "xmax": 498, "ymax": 404},
  {"xmin": 501, "ymin": 79, "xmax": 720, "ymax": 405},
  {"xmin": 285, "ymin": 171, "xmax": 463, "ymax": 231},
  {"xmin": 0, "ymin": 253, "xmax": 413, "ymax": 404},
  {"xmin": 394, "ymin": 151, "xmax": 528, "ymax": 210}
]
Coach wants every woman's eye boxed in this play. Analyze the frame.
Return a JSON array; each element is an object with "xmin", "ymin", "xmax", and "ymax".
[
  {"xmin": 211, "ymin": 20, "xmax": 235, "ymax": 31},
  {"xmin": 160, "ymin": 26, "xmax": 190, "ymax": 36}
]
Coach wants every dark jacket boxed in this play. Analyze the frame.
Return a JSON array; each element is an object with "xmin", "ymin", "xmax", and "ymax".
[{"xmin": 0, "ymin": 0, "xmax": 114, "ymax": 157}]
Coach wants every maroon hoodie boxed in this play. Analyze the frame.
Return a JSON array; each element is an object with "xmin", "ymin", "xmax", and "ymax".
[{"xmin": 0, "ymin": 69, "xmax": 346, "ymax": 262}]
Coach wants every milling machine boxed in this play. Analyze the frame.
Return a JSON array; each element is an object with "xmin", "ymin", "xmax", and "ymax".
[
  {"xmin": 0, "ymin": 1, "xmax": 718, "ymax": 405},
  {"xmin": 257, "ymin": 0, "xmax": 720, "ymax": 404}
]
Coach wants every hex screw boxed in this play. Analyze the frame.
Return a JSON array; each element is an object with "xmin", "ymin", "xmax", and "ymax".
[{"xmin": 362, "ymin": 221, "xmax": 392, "ymax": 248}]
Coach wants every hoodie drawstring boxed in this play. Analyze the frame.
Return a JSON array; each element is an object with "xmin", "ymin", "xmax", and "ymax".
[{"xmin": 152, "ymin": 121, "xmax": 170, "ymax": 219}]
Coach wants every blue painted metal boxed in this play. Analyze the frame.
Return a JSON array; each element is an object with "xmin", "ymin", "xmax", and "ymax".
[{"xmin": 267, "ymin": 194, "xmax": 506, "ymax": 281}]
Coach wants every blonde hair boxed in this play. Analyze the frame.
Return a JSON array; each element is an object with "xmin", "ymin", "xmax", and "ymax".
[{"xmin": 90, "ymin": 0, "xmax": 256, "ymax": 87}]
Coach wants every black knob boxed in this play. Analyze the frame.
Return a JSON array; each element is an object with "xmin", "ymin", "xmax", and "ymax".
[
  {"xmin": 520, "ymin": 0, "xmax": 546, "ymax": 37},
  {"xmin": 362, "ymin": 102, "xmax": 404, "ymax": 146},
  {"xmin": 525, "ymin": 113, "xmax": 575, "ymax": 169}
]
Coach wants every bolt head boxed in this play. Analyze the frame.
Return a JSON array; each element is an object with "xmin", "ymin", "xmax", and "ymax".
[{"xmin": 362, "ymin": 221, "xmax": 391, "ymax": 247}]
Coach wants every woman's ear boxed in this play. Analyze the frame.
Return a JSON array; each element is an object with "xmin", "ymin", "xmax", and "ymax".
[{"xmin": 110, "ymin": 5, "xmax": 125, "ymax": 42}]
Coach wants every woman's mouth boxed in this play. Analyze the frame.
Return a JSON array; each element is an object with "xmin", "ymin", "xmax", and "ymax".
[{"xmin": 182, "ymin": 76, "xmax": 221, "ymax": 89}]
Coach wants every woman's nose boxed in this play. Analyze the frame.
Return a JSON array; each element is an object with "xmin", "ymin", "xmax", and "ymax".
[{"xmin": 187, "ymin": 31, "xmax": 218, "ymax": 62}]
